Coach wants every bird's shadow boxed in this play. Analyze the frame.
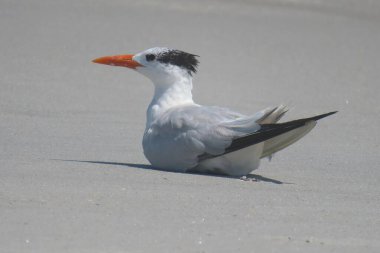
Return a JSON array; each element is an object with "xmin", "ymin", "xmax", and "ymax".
[{"xmin": 53, "ymin": 159, "xmax": 291, "ymax": 184}]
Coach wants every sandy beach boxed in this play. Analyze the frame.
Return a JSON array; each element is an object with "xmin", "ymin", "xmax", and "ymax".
[{"xmin": 1, "ymin": 0, "xmax": 379, "ymax": 252}]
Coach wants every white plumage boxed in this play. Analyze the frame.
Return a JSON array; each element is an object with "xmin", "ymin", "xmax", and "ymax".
[{"xmin": 93, "ymin": 47, "xmax": 336, "ymax": 177}]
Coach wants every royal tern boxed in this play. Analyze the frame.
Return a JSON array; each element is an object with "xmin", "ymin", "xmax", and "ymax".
[{"xmin": 93, "ymin": 47, "xmax": 336, "ymax": 177}]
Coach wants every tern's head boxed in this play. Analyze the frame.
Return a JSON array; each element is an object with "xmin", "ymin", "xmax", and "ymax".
[{"xmin": 92, "ymin": 47, "xmax": 199, "ymax": 84}]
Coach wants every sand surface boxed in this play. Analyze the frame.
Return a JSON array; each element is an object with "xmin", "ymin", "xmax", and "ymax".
[{"xmin": 1, "ymin": 0, "xmax": 379, "ymax": 252}]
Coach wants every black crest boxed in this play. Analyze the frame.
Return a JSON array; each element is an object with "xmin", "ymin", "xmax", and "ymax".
[{"xmin": 156, "ymin": 50, "xmax": 199, "ymax": 75}]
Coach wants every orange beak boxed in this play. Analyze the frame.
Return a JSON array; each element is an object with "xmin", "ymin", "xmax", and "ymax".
[{"xmin": 92, "ymin": 54, "xmax": 143, "ymax": 69}]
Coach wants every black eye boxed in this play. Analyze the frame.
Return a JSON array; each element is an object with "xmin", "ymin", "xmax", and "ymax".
[{"xmin": 146, "ymin": 54, "xmax": 156, "ymax": 61}]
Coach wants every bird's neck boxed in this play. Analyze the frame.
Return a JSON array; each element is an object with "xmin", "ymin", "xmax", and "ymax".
[{"xmin": 146, "ymin": 75, "xmax": 194, "ymax": 127}]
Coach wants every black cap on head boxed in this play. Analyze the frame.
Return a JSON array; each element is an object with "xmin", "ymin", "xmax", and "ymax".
[{"xmin": 156, "ymin": 50, "xmax": 199, "ymax": 75}]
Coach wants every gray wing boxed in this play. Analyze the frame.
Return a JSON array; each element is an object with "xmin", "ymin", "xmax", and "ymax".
[
  {"xmin": 199, "ymin": 111, "xmax": 337, "ymax": 161},
  {"xmin": 144, "ymin": 104, "xmax": 267, "ymax": 169}
]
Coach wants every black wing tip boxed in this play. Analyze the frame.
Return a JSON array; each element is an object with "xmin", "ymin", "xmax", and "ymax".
[
  {"xmin": 198, "ymin": 110, "xmax": 337, "ymax": 162},
  {"xmin": 312, "ymin": 111, "xmax": 338, "ymax": 121}
]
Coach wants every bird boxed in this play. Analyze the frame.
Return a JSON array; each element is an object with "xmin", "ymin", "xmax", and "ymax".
[{"xmin": 92, "ymin": 47, "xmax": 336, "ymax": 177}]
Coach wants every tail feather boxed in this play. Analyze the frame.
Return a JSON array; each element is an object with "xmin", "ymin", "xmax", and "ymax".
[
  {"xmin": 261, "ymin": 121, "xmax": 316, "ymax": 158},
  {"xmin": 260, "ymin": 111, "xmax": 337, "ymax": 158},
  {"xmin": 256, "ymin": 105, "xmax": 288, "ymax": 124},
  {"xmin": 198, "ymin": 111, "xmax": 337, "ymax": 161}
]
